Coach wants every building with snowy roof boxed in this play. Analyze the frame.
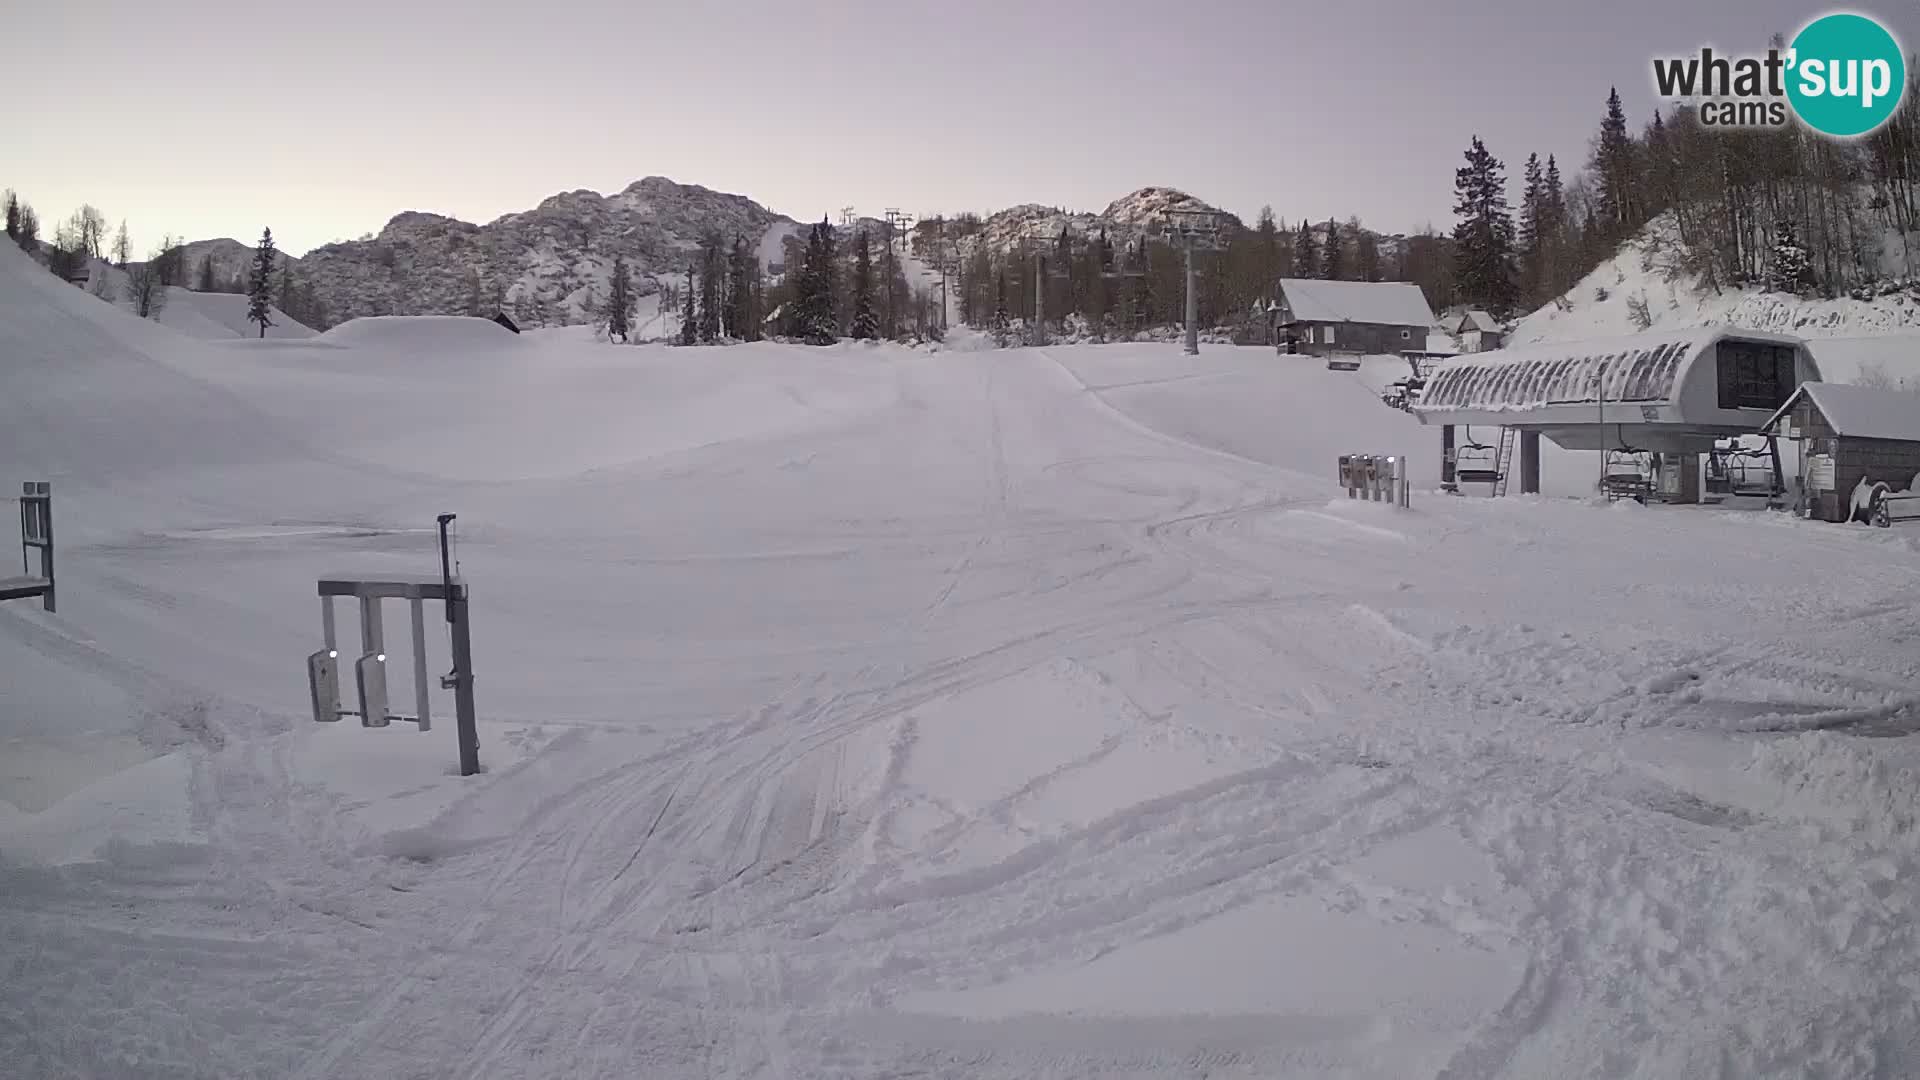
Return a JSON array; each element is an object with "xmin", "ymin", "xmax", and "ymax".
[
  {"xmin": 1762, "ymin": 380, "xmax": 1920, "ymax": 523},
  {"xmin": 1271, "ymin": 279, "xmax": 1436, "ymax": 358},
  {"xmin": 1410, "ymin": 327, "xmax": 1822, "ymax": 499},
  {"xmin": 1450, "ymin": 309, "xmax": 1504, "ymax": 353}
]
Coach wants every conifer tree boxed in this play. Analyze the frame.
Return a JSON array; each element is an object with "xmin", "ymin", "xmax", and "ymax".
[
  {"xmin": 1592, "ymin": 88, "xmax": 1640, "ymax": 238},
  {"xmin": 197, "ymin": 255, "xmax": 216, "ymax": 292},
  {"xmin": 246, "ymin": 227, "xmax": 277, "ymax": 337},
  {"xmin": 112, "ymin": 220, "xmax": 130, "ymax": 268},
  {"xmin": 850, "ymin": 229, "xmax": 878, "ymax": 340},
  {"xmin": 725, "ymin": 237, "xmax": 752, "ymax": 340},
  {"xmin": 1764, "ymin": 217, "xmax": 1814, "ymax": 295},
  {"xmin": 1320, "ymin": 217, "xmax": 1344, "ymax": 280},
  {"xmin": 1517, "ymin": 153, "xmax": 1545, "ymax": 304},
  {"xmin": 697, "ymin": 234, "xmax": 723, "ymax": 342},
  {"xmin": 1256, "ymin": 206, "xmax": 1283, "ymax": 287},
  {"xmin": 1293, "ymin": 219, "xmax": 1316, "ymax": 279},
  {"xmin": 1541, "ymin": 155, "xmax": 1568, "ymax": 296},
  {"xmin": 1451, "ymin": 135, "xmax": 1519, "ymax": 315},
  {"xmin": 1355, "ymin": 224, "xmax": 1381, "ymax": 283},
  {"xmin": 993, "ymin": 268, "xmax": 1009, "ymax": 329},
  {"xmin": 607, "ymin": 254, "xmax": 634, "ymax": 342},
  {"xmin": 3, "ymin": 191, "xmax": 17, "ymax": 241},
  {"xmin": 680, "ymin": 264, "xmax": 698, "ymax": 345}
]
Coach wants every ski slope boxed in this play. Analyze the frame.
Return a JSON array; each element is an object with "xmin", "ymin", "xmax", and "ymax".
[{"xmin": 4, "ymin": 240, "xmax": 1920, "ymax": 1078}]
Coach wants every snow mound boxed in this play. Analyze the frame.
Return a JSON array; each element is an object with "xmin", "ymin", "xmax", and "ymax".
[{"xmin": 318, "ymin": 315, "xmax": 522, "ymax": 349}]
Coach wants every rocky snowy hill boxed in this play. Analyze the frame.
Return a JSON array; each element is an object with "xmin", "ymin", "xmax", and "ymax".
[
  {"xmin": 950, "ymin": 187, "xmax": 1242, "ymax": 260},
  {"xmin": 243, "ymin": 181, "xmax": 1249, "ymax": 330},
  {"xmin": 290, "ymin": 177, "xmax": 799, "ymax": 328}
]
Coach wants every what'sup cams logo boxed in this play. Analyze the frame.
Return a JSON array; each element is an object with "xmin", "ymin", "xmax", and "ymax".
[{"xmin": 1652, "ymin": 11, "xmax": 1908, "ymax": 137}]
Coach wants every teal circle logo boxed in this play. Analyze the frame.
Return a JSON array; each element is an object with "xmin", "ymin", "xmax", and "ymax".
[{"xmin": 1786, "ymin": 13, "xmax": 1907, "ymax": 138}]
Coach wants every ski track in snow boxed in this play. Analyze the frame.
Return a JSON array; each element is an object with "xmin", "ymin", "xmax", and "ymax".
[{"xmin": 6, "ymin": 244, "xmax": 1920, "ymax": 1077}]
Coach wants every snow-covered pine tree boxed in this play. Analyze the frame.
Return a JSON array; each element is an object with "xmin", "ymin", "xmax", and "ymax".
[
  {"xmin": 607, "ymin": 255, "xmax": 634, "ymax": 342},
  {"xmin": 850, "ymin": 230, "xmax": 878, "ymax": 341},
  {"xmin": 1764, "ymin": 218, "xmax": 1814, "ymax": 295},
  {"xmin": 1451, "ymin": 135, "xmax": 1519, "ymax": 316},
  {"xmin": 246, "ymin": 228, "xmax": 277, "ymax": 337}
]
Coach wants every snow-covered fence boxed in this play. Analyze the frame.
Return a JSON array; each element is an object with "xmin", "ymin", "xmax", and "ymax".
[{"xmin": 1340, "ymin": 455, "xmax": 1411, "ymax": 509}]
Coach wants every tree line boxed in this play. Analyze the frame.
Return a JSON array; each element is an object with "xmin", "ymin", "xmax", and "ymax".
[
  {"xmin": 3, "ymin": 189, "xmax": 328, "ymax": 333},
  {"xmin": 1446, "ymin": 61, "xmax": 1920, "ymax": 321}
]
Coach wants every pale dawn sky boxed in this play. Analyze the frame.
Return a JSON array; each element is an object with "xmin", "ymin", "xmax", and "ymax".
[{"xmin": 7, "ymin": 0, "xmax": 1915, "ymax": 257}]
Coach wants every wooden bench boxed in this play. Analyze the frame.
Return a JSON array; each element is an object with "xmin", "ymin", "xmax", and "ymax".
[{"xmin": 0, "ymin": 575, "xmax": 51, "ymax": 602}]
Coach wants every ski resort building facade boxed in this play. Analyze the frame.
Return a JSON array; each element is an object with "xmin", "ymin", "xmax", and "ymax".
[{"xmin": 1272, "ymin": 279, "xmax": 1436, "ymax": 357}]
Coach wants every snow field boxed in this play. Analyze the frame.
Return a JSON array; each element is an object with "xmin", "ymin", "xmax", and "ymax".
[{"xmin": 5, "ymin": 238, "xmax": 1920, "ymax": 1077}]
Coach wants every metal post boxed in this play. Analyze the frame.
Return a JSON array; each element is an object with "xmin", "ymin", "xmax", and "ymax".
[
  {"xmin": 1441, "ymin": 425, "xmax": 1457, "ymax": 491},
  {"xmin": 438, "ymin": 514, "xmax": 479, "ymax": 776},
  {"xmin": 321, "ymin": 595, "xmax": 336, "ymax": 652},
  {"xmin": 1182, "ymin": 245, "xmax": 1199, "ymax": 356},
  {"xmin": 450, "ymin": 585, "xmax": 479, "ymax": 777},
  {"xmin": 410, "ymin": 596, "xmax": 431, "ymax": 733},
  {"xmin": 1520, "ymin": 430, "xmax": 1541, "ymax": 495}
]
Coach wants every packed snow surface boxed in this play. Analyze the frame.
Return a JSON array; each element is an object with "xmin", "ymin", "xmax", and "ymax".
[{"xmin": 5, "ymin": 242, "xmax": 1920, "ymax": 1078}]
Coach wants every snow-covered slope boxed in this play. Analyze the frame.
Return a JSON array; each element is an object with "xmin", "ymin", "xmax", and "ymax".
[
  {"xmin": 1513, "ymin": 229, "xmax": 1920, "ymax": 346},
  {"xmin": 82, "ymin": 258, "xmax": 314, "ymax": 339},
  {"xmin": 8, "ymin": 234, "xmax": 1920, "ymax": 1078}
]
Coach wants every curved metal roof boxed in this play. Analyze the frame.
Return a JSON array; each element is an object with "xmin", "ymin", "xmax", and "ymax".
[{"xmin": 1412, "ymin": 329, "xmax": 1802, "ymax": 414}]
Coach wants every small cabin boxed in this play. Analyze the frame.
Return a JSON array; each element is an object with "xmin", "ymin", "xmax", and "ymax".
[
  {"xmin": 1452, "ymin": 309, "xmax": 1504, "ymax": 353},
  {"xmin": 1271, "ymin": 279, "xmax": 1435, "ymax": 358},
  {"xmin": 1763, "ymin": 381, "xmax": 1920, "ymax": 523}
]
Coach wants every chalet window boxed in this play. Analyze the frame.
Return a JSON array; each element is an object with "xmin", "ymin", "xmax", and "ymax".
[
  {"xmin": 1716, "ymin": 341, "xmax": 1796, "ymax": 410},
  {"xmin": 1401, "ymin": 329, "xmax": 1411, "ymax": 340},
  {"xmin": 1325, "ymin": 325, "xmax": 1337, "ymax": 345}
]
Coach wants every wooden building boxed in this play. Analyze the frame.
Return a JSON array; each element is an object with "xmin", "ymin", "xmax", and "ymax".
[
  {"xmin": 1451, "ymin": 309, "xmax": 1504, "ymax": 353},
  {"xmin": 1763, "ymin": 381, "xmax": 1920, "ymax": 523},
  {"xmin": 1271, "ymin": 279, "xmax": 1435, "ymax": 358}
]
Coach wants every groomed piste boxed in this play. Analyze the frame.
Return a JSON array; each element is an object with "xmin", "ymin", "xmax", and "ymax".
[{"xmin": 4, "ymin": 240, "xmax": 1920, "ymax": 1079}]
